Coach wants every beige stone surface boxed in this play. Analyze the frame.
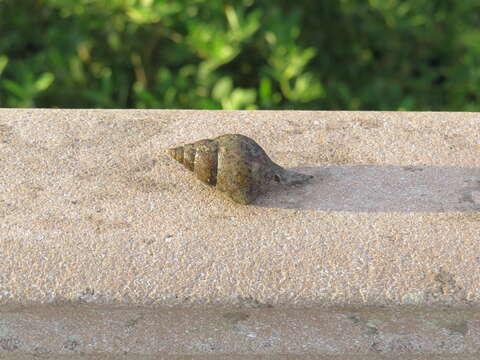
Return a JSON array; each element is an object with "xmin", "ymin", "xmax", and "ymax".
[{"xmin": 1, "ymin": 109, "xmax": 480, "ymax": 307}]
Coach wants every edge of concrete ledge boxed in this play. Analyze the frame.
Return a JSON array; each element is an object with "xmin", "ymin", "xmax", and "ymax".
[{"xmin": 1, "ymin": 304, "xmax": 479, "ymax": 357}]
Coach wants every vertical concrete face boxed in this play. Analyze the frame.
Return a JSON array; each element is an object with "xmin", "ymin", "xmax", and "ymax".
[
  {"xmin": 0, "ymin": 109, "xmax": 480, "ymax": 356},
  {"xmin": 0, "ymin": 305, "xmax": 480, "ymax": 357}
]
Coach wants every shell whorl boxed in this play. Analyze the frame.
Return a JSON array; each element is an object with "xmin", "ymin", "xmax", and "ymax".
[
  {"xmin": 167, "ymin": 134, "xmax": 313, "ymax": 204},
  {"xmin": 167, "ymin": 139, "xmax": 218, "ymax": 186}
]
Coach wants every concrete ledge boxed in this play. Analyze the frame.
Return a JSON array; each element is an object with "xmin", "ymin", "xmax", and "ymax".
[
  {"xmin": 1, "ymin": 109, "xmax": 480, "ymax": 357},
  {"xmin": 0, "ymin": 305, "xmax": 479, "ymax": 357},
  {"xmin": 3, "ymin": 355, "xmax": 480, "ymax": 360}
]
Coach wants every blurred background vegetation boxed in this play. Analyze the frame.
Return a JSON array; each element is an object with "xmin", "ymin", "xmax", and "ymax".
[{"xmin": 1, "ymin": 0, "xmax": 479, "ymax": 110}]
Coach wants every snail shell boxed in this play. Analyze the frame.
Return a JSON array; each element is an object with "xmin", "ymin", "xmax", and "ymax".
[{"xmin": 166, "ymin": 134, "xmax": 313, "ymax": 204}]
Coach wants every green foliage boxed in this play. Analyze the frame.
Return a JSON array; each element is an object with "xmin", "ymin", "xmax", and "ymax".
[{"xmin": 0, "ymin": 0, "xmax": 479, "ymax": 110}]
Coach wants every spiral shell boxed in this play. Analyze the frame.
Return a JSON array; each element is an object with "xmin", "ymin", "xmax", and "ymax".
[{"xmin": 166, "ymin": 134, "xmax": 313, "ymax": 204}]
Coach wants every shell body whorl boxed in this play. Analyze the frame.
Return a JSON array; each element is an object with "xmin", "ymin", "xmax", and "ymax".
[{"xmin": 167, "ymin": 134, "xmax": 312, "ymax": 204}]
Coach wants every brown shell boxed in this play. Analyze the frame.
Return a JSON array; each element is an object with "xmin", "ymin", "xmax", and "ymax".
[{"xmin": 166, "ymin": 134, "xmax": 313, "ymax": 204}]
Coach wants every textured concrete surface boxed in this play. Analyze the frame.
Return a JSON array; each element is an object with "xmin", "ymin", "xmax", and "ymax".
[
  {"xmin": 0, "ymin": 305, "xmax": 479, "ymax": 357},
  {"xmin": 3, "ymin": 355, "xmax": 480, "ymax": 360},
  {"xmin": 1, "ymin": 109, "xmax": 480, "ymax": 357},
  {"xmin": 1, "ymin": 109, "xmax": 480, "ymax": 307}
]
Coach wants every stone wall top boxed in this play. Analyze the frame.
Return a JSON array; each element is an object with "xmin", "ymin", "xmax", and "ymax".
[{"xmin": 0, "ymin": 109, "xmax": 479, "ymax": 307}]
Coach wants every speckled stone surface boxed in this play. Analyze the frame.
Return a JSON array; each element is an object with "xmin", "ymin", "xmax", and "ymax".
[
  {"xmin": 0, "ymin": 304, "xmax": 479, "ymax": 357},
  {"xmin": 1, "ymin": 109, "xmax": 480, "ymax": 307}
]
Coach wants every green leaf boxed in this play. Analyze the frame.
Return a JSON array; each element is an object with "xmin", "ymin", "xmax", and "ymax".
[
  {"xmin": 291, "ymin": 73, "xmax": 324, "ymax": 102},
  {"xmin": 212, "ymin": 76, "xmax": 233, "ymax": 101},
  {"xmin": 283, "ymin": 47, "xmax": 317, "ymax": 80},
  {"xmin": 225, "ymin": 5, "xmax": 240, "ymax": 32},
  {"xmin": 34, "ymin": 72, "xmax": 55, "ymax": 92},
  {"xmin": 0, "ymin": 55, "xmax": 8, "ymax": 77},
  {"xmin": 2, "ymin": 79, "xmax": 26, "ymax": 98},
  {"xmin": 223, "ymin": 88, "xmax": 256, "ymax": 110},
  {"xmin": 259, "ymin": 77, "xmax": 272, "ymax": 102}
]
